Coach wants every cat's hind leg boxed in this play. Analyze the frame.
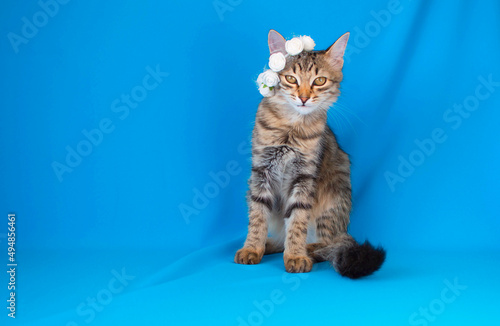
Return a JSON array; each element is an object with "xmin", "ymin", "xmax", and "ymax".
[
  {"xmin": 305, "ymin": 189, "xmax": 351, "ymax": 263},
  {"xmin": 306, "ymin": 242, "xmax": 328, "ymax": 262}
]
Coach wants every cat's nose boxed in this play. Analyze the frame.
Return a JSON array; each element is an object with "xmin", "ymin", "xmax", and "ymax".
[{"xmin": 299, "ymin": 97, "xmax": 309, "ymax": 104}]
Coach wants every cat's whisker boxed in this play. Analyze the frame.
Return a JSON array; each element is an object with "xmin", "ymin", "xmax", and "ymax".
[
  {"xmin": 333, "ymin": 107, "xmax": 357, "ymax": 136},
  {"xmin": 328, "ymin": 109, "xmax": 345, "ymax": 134},
  {"xmin": 334, "ymin": 102, "xmax": 368, "ymax": 128}
]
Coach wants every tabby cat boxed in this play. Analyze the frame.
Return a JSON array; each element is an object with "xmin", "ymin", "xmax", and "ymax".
[{"xmin": 234, "ymin": 30, "xmax": 385, "ymax": 278}]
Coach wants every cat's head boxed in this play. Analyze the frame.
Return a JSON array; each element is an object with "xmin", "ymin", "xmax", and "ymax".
[{"xmin": 267, "ymin": 30, "xmax": 349, "ymax": 115}]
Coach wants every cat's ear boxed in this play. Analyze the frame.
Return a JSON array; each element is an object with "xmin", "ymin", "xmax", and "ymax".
[
  {"xmin": 268, "ymin": 30, "xmax": 287, "ymax": 55},
  {"xmin": 325, "ymin": 32, "xmax": 350, "ymax": 70}
]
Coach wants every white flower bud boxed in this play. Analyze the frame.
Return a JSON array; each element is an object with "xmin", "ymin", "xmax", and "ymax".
[
  {"xmin": 262, "ymin": 70, "xmax": 279, "ymax": 87},
  {"xmin": 300, "ymin": 36, "xmax": 315, "ymax": 51},
  {"xmin": 285, "ymin": 37, "xmax": 304, "ymax": 56},
  {"xmin": 268, "ymin": 52, "xmax": 286, "ymax": 72}
]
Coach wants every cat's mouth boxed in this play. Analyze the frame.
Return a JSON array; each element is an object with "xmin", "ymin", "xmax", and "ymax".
[
  {"xmin": 294, "ymin": 105, "xmax": 315, "ymax": 115},
  {"xmin": 283, "ymin": 95, "xmax": 316, "ymax": 114},
  {"xmin": 293, "ymin": 99, "xmax": 314, "ymax": 108}
]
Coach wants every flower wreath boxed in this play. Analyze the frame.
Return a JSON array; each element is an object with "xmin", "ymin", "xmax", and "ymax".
[{"xmin": 256, "ymin": 35, "xmax": 315, "ymax": 97}]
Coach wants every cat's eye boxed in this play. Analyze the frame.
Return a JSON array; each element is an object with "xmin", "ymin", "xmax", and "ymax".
[
  {"xmin": 285, "ymin": 75, "xmax": 297, "ymax": 84},
  {"xmin": 313, "ymin": 77, "xmax": 327, "ymax": 86}
]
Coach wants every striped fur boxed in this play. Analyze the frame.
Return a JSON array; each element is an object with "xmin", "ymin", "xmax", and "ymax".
[{"xmin": 235, "ymin": 31, "xmax": 385, "ymax": 277}]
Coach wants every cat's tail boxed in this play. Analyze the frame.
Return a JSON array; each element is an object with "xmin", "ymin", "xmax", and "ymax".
[{"xmin": 311, "ymin": 234, "xmax": 386, "ymax": 279}]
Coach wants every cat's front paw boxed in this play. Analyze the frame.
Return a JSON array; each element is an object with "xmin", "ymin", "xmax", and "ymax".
[
  {"xmin": 234, "ymin": 248, "xmax": 264, "ymax": 265},
  {"xmin": 284, "ymin": 254, "xmax": 313, "ymax": 273}
]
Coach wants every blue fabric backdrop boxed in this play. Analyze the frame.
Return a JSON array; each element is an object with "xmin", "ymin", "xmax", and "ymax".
[{"xmin": 1, "ymin": 0, "xmax": 499, "ymax": 325}]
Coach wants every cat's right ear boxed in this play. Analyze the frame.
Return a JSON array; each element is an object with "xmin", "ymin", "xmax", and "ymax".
[{"xmin": 268, "ymin": 30, "xmax": 287, "ymax": 55}]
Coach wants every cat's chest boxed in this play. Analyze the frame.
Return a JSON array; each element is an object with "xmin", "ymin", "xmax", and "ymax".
[
  {"xmin": 260, "ymin": 145, "xmax": 296, "ymax": 164},
  {"xmin": 256, "ymin": 146, "xmax": 308, "ymax": 197},
  {"xmin": 256, "ymin": 145, "xmax": 305, "ymax": 178}
]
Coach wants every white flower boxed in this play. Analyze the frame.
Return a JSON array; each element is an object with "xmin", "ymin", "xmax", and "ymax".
[
  {"xmin": 268, "ymin": 52, "xmax": 286, "ymax": 72},
  {"xmin": 300, "ymin": 35, "xmax": 315, "ymax": 51},
  {"xmin": 257, "ymin": 72, "xmax": 264, "ymax": 86},
  {"xmin": 256, "ymin": 70, "xmax": 279, "ymax": 97},
  {"xmin": 262, "ymin": 70, "xmax": 279, "ymax": 87},
  {"xmin": 285, "ymin": 37, "xmax": 304, "ymax": 56},
  {"xmin": 259, "ymin": 83, "xmax": 275, "ymax": 97}
]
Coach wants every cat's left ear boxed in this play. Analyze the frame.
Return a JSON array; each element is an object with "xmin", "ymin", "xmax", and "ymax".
[{"xmin": 325, "ymin": 32, "xmax": 350, "ymax": 70}]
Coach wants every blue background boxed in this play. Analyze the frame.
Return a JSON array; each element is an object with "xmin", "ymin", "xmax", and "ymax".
[{"xmin": 1, "ymin": 0, "xmax": 499, "ymax": 325}]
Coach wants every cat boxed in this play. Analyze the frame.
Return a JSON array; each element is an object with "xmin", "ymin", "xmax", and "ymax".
[{"xmin": 234, "ymin": 30, "xmax": 386, "ymax": 278}]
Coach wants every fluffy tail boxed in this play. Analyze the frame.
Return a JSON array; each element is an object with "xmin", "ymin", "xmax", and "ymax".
[{"xmin": 313, "ymin": 234, "xmax": 386, "ymax": 279}]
